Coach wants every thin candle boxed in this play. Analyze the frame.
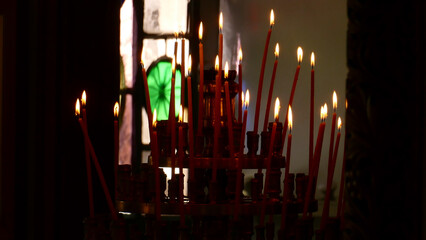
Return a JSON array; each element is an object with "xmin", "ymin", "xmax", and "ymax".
[
  {"xmin": 281, "ymin": 47, "xmax": 303, "ymax": 155},
  {"xmin": 181, "ymin": 35, "xmax": 186, "ymax": 111},
  {"xmin": 328, "ymin": 91, "xmax": 337, "ymax": 175},
  {"xmin": 253, "ymin": 9, "xmax": 274, "ymax": 134},
  {"xmin": 309, "ymin": 52, "xmax": 315, "ymax": 174},
  {"xmin": 178, "ymin": 105, "xmax": 185, "ymax": 227},
  {"xmin": 280, "ymin": 106, "xmax": 293, "ymax": 230},
  {"xmin": 170, "ymin": 57, "xmax": 177, "ymax": 180},
  {"xmin": 152, "ymin": 110, "xmax": 161, "ymax": 221},
  {"xmin": 197, "ymin": 22, "xmax": 205, "ymax": 136},
  {"xmin": 337, "ymin": 110, "xmax": 347, "ymax": 219},
  {"xmin": 213, "ymin": 55, "xmax": 221, "ymax": 182},
  {"xmin": 263, "ymin": 43, "xmax": 279, "ymax": 132},
  {"xmin": 238, "ymin": 48, "xmax": 243, "ymax": 123},
  {"xmin": 113, "ymin": 102, "xmax": 119, "ymax": 199},
  {"xmin": 187, "ymin": 55, "xmax": 195, "ymax": 180},
  {"xmin": 219, "ymin": 13, "xmax": 223, "ymax": 75},
  {"xmin": 224, "ymin": 63, "xmax": 234, "ymax": 158},
  {"xmin": 320, "ymin": 117, "xmax": 342, "ymax": 230},
  {"xmin": 141, "ymin": 48, "xmax": 153, "ymax": 137}
]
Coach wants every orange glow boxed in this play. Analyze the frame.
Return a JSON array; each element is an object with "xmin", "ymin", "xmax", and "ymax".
[
  {"xmin": 288, "ymin": 105, "xmax": 293, "ymax": 130},
  {"xmin": 241, "ymin": 92, "xmax": 245, "ymax": 108},
  {"xmin": 199, "ymin": 22, "xmax": 203, "ymax": 40},
  {"xmin": 141, "ymin": 47, "xmax": 144, "ymax": 66},
  {"xmin": 75, "ymin": 99, "xmax": 81, "ymax": 116},
  {"xmin": 274, "ymin": 97, "xmax": 280, "ymax": 121},
  {"xmin": 153, "ymin": 109, "xmax": 157, "ymax": 127},
  {"xmin": 311, "ymin": 52, "xmax": 315, "ymax": 67},
  {"xmin": 172, "ymin": 57, "xmax": 176, "ymax": 74},
  {"xmin": 238, "ymin": 48, "xmax": 243, "ymax": 62},
  {"xmin": 114, "ymin": 102, "xmax": 119, "ymax": 118},
  {"xmin": 338, "ymin": 117, "xmax": 342, "ymax": 131},
  {"xmin": 188, "ymin": 55, "xmax": 192, "ymax": 74},
  {"xmin": 178, "ymin": 105, "xmax": 183, "ymax": 123},
  {"xmin": 270, "ymin": 9, "xmax": 275, "ymax": 26},
  {"xmin": 219, "ymin": 12, "xmax": 223, "ymax": 30},
  {"xmin": 333, "ymin": 91, "xmax": 337, "ymax": 111},
  {"xmin": 274, "ymin": 43, "xmax": 279, "ymax": 58},
  {"xmin": 81, "ymin": 91, "xmax": 87, "ymax": 107},
  {"xmin": 346, "ymin": 99, "xmax": 348, "ymax": 109},
  {"xmin": 224, "ymin": 61, "xmax": 229, "ymax": 78},
  {"xmin": 215, "ymin": 55, "xmax": 219, "ymax": 71},
  {"xmin": 323, "ymin": 103, "xmax": 328, "ymax": 120},
  {"xmin": 297, "ymin": 47, "xmax": 303, "ymax": 64},
  {"xmin": 245, "ymin": 89, "xmax": 250, "ymax": 108}
]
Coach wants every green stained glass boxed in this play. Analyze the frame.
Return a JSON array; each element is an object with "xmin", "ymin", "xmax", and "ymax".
[{"xmin": 147, "ymin": 61, "xmax": 181, "ymax": 120}]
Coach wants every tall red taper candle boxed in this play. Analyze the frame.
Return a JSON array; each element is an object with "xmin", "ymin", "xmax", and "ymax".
[
  {"xmin": 280, "ymin": 47, "xmax": 303, "ymax": 155},
  {"xmin": 219, "ymin": 13, "xmax": 223, "ymax": 75},
  {"xmin": 224, "ymin": 63, "xmax": 235, "ymax": 158},
  {"xmin": 238, "ymin": 48, "xmax": 243, "ymax": 123},
  {"xmin": 320, "ymin": 117, "xmax": 342, "ymax": 230},
  {"xmin": 303, "ymin": 104, "xmax": 327, "ymax": 218},
  {"xmin": 181, "ymin": 36, "xmax": 186, "ymax": 111},
  {"xmin": 337, "ymin": 117, "xmax": 347, "ymax": 218},
  {"xmin": 197, "ymin": 22, "xmax": 205, "ymax": 136},
  {"xmin": 170, "ymin": 57, "xmax": 177, "ymax": 180},
  {"xmin": 152, "ymin": 110, "xmax": 161, "ymax": 221},
  {"xmin": 263, "ymin": 43, "xmax": 279, "ymax": 132},
  {"xmin": 187, "ymin": 56, "xmax": 195, "ymax": 180},
  {"xmin": 280, "ymin": 106, "xmax": 293, "ymax": 229},
  {"xmin": 178, "ymin": 106, "xmax": 185, "ymax": 227},
  {"xmin": 328, "ymin": 91, "xmax": 337, "ymax": 174},
  {"xmin": 212, "ymin": 71, "xmax": 220, "ymax": 182},
  {"xmin": 309, "ymin": 52, "xmax": 315, "ymax": 174},
  {"xmin": 234, "ymin": 90, "xmax": 249, "ymax": 220},
  {"xmin": 253, "ymin": 9, "xmax": 274, "ymax": 134},
  {"xmin": 113, "ymin": 102, "xmax": 119, "ymax": 199},
  {"xmin": 78, "ymin": 96, "xmax": 95, "ymax": 218}
]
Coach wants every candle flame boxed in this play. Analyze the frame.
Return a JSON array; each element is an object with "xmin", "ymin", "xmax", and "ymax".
[
  {"xmin": 338, "ymin": 117, "xmax": 342, "ymax": 130},
  {"xmin": 241, "ymin": 92, "xmax": 245, "ymax": 108},
  {"xmin": 199, "ymin": 22, "xmax": 203, "ymax": 40},
  {"xmin": 274, "ymin": 43, "xmax": 280, "ymax": 58},
  {"xmin": 274, "ymin": 97, "xmax": 280, "ymax": 121},
  {"xmin": 219, "ymin": 12, "xmax": 223, "ymax": 30},
  {"xmin": 172, "ymin": 57, "xmax": 176, "ymax": 74},
  {"xmin": 114, "ymin": 102, "xmax": 119, "ymax": 118},
  {"xmin": 288, "ymin": 105, "xmax": 293, "ymax": 130},
  {"xmin": 153, "ymin": 109, "xmax": 157, "ymax": 127},
  {"xmin": 224, "ymin": 61, "xmax": 229, "ymax": 78},
  {"xmin": 346, "ymin": 99, "xmax": 348, "ymax": 109},
  {"xmin": 215, "ymin": 55, "xmax": 219, "ymax": 71},
  {"xmin": 245, "ymin": 89, "xmax": 250, "ymax": 108},
  {"xmin": 320, "ymin": 105, "xmax": 324, "ymax": 120},
  {"xmin": 270, "ymin": 9, "xmax": 275, "ymax": 26},
  {"xmin": 297, "ymin": 47, "xmax": 303, "ymax": 64},
  {"xmin": 238, "ymin": 48, "xmax": 243, "ymax": 62},
  {"xmin": 311, "ymin": 52, "xmax": 315, "ymax": 67},
  {"xmin": 75, "ymin": 99, "xmax": 81, "ymax": 116},
  {"xmin": 188, "ymin": 55, "xmax": 192, "ymax": 74},
  {"xmin": 174, "ymin": 32, "xmax": 179, "ymax": 38},
  {"xmin": 333, "ymin": 91, "xmax": 337, "ymax": 111},
  {"xmin": 141, "ymin": 47, "xmax": 145, "ymax": 66},
  {"xmin": 179, "ymin": 104, "xmax": 183, "ymax": 123},
  {"xmin": 323, "ymin": 103, "xmax": 328, "ymax": 120},
  {"xmin": 81, "ymin": 91, "xmax": 87, "ymax": 107}
]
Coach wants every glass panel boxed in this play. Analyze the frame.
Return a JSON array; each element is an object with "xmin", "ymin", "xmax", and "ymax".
[
  {"xmin": 141, "ymin": 107, "xmax": 150, "ymax": 145},
  {"xmin": 143, "ymin": 0, "xmax": 188, "ymax": 34},
  {"xmin": 120, "ymin": 0, "xmax": 135, "ymax": 88},
  {"xmin": 119, "ymin": 94, "xmax": 133, "ymax": 165}
]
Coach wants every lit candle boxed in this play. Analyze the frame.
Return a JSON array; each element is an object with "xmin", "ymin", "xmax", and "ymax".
[
  {"xmin": 281, "ymin": 47, "xmax": 303, "ymax": 155},
  {"xmin": 263, "ymin": 43, "xmax": 280, "ymax": 132},
  {"xmin": 320, "ymin": 117, "xmax": 342, "ymax": 230},
  {"xmin": 224, "ymin": 62, "xmax": 234, "ymax": 158},
  {"xmin": 187, "ymin": 55, "xmax": 195, "ymax": 181},
  {"xmin": 253, "ymin": 9, "xmax": 274, "ymax": 134},
  {"xmin": 141, "ymin": 48, "xmax": 153, "ymax": 137},
  {"xmin": 113, "ymin": 102, "xmax": 119, "ymax": 199},
  {"xmin": 219, "ymin": 12, "xmax": 223, "ymax": 76},
  {"xmin": 280, "ymin": 106, "xmax": 293, "ymax": 230},
  {"xmin": 328, "ymin": 91, "xmax": 337, "ymax": 175},
  {"xmin": 181, "ymin": 34, "xmax": 186, "ymax": 111},
  {"xmin": 178, "ymin": 105, "xmax": 185, "ymax": 227},
  {"xmin": 234, "ymin": 90, "xmax": 249, "ymax": 220},
  {"xmin": 260, "ymin": 97, "xmax": 279, "ymax": 226},
  {"xmin": 170, "ymin": 57, "xmax": 177, "ymax": 180},
  {"xmin": 213, "ymin": 55, "xmax": 220, "ymax": 182},
  {"xmin": 152, "ymin": 109, "xmax": 161, "ymax": 221},
  {"xmin": 238, "ymin": 48, "xmax": 243, "ymax": 123},
  {"xmin": 337, "ymin": 101, "xmax": 347, "ymax": 219},
  {"xmin": 309, "ymin": 52, "xmax": 315, "ymax": 174},
  {"xmin": 77, "ymin": 98, "xmax": 94, "ymax": 218},
  {"xmin": 303, "ymin": 104, "xmax": 327, "ymax": 218},
  {"xmin": 197, "ymin": 22, "xmax": 205, "ymax": 136}
]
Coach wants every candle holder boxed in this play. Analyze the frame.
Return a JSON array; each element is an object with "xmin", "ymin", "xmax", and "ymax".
[
  {"xmin": 266, "ymin": 222, "xmax": 275, "ymax": 240},
  {"xmin": 246, "ymin": 131, "xmax": 259, "ymax": 157},
  {"xmin": 260, "ymin": 131, "xmax": 271, "ymax": 156},
  {"xmin": 117, "ymin": 164, "xmax": 132, "ymax": 200},
  {"xmin": 232, "ymin": 122, "xmax": 243, "ymax": 156},
  {"xmin": 268, "ymin": 122, "xmax": 283, "ymax": 154},
  {"xmin": 294, "ymin": 218, "xmax": 314, "ymax": 240},
  {"xmin": 295, "ymin": 173, "xmax": 307, "ymax": 203},
  {"xmin": 285, "ymin": 173, "xmax": 296, "ymax": 202}
]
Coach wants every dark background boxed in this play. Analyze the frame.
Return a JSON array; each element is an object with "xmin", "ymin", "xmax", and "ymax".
[{"xmin": 0, "ymin": 0, "xmax": 424, "ymax": 239}]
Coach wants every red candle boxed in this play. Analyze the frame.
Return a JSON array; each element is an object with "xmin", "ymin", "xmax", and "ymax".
[
  {"xmin": 76, "ymin": 100, "xmax": 118, "ymax": 220},
  {"xmin": 113, "ymin": 102, "xmax": 119, "ymax": 199},
  {"xmin": 170, "ymin": 57, "xmax": 177, "ymax": 180},
  {"xmin": 263, "ymin": 43, "xmax": 279, "ymax": 132},
  {"xmin": 152, "ymin": 110, "xmax": 161, "ymax": 221},
  {"xmin": 219, "ymin": 13, "xmax": 223, "ymax": 76},
  {"xmin": 337, "ymin": 107, "xmax": 347, "ymax": 218},
  {"xmin": 328, "ymin": 91, "xmax": 337, "ymax": 175},
  {"xmin": 309, "ymin": 52, "xmax": 315, "ymax": 174},
  {"xmin": 187, "ymin": 56, "xmax": 195, "ymax": 180},
  {"xmin": 238, "ymin": 48, "xmax": 243, "ymax": 123},
  {"xmin": 224, "ymin": 64, "xmax": 235, "ymax": 158},
  {"xmin": 141, "ymin": 49, "xmax": 153, "ymax": 137},
  {"xmin": 181, "ymin": 37, "xmax": 186, "ymax": 111},
  {"xmin": 197, "ymin": 22, "xmax": 205, "ymax": 136},
  {"xmin": 234, "ymin": 90, "xmax": 249, "ymax": 220},
  {"xmin": 260, "ymin": 97, "xmax": 279, "ymax": 226},
  {"xmin": 280, "ymin": 106, "xmax": 293, "ymax": 229},
  {"xmin": 77, "ymin": 97, "xmax": 94, "ymax": 218},
  {"xmin": 178, "ymin": 105, "xmax": 185, "ymax": 227},
  {"xmin": 253, "ymin": 9, "xmax": 274, "ymax": 134},
  {"xmin": 280, "ymin": 47, "xmax": 303, "ymax": 155},
  {"xmin": 320, "ymin": 117, "xmax": 341, "ymax": 230}
]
